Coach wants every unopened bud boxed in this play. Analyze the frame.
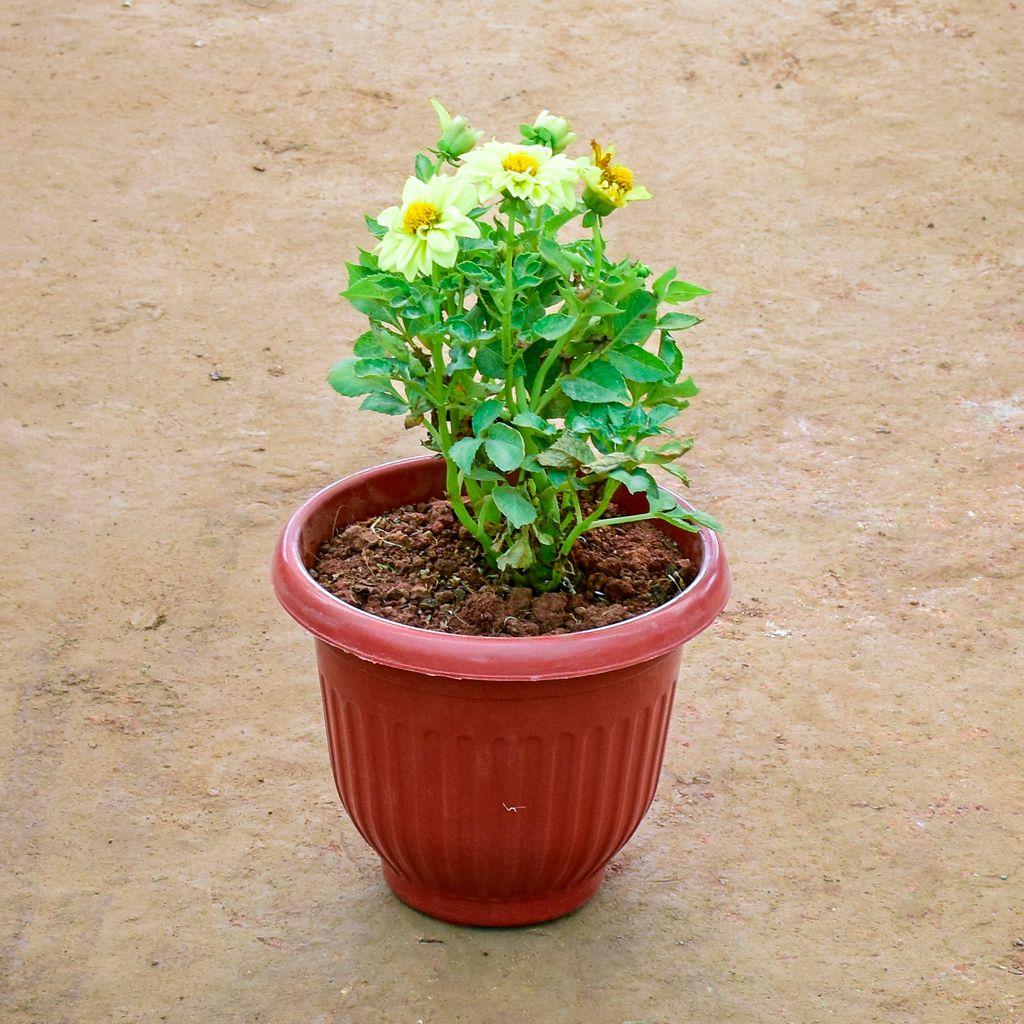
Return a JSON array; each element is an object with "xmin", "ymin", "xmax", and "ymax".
[{"xmin": 430, "ymin": 98, "xmax": 482, "ymax": 160}]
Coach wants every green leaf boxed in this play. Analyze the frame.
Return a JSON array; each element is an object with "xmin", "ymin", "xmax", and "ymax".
[
  {"xmin": 475, "ymin": 343, "xmax": 506, "ymax": 379},
  {"xmin": 535, "ymin": 431, "xmax": 593, "ymax": 469},
  {"xmin": 652, "ymin": 266, "xmax": 677, "ymax": 299},
  {"xmin": 449, "ymin": 437, "xmax": 482, "ymax": 476},
  {"xmin": 341, "ymin": 274, "xmax": 400, "ymax": 301},
  {"xmin": 611, "ymin": 290, "xmax": 658, "ymax": 346},
  {"xmin": 537, "ymin": 237, "xmax": 576, "ymax": 278},
  {"xmin": 352, "ymin": 330, "xmax": 385, "ymax": 358},
  {"xmin": 658, "ymin": 333, "xmax": 683, "ymax": 376},
  {"xmin": 584, "ymin": 299, "xmax": 623, "ymax": 316},
  {"xmin": 496, "ymin": 531, "xmax": 535, "ymax": 571},
  {"xmin": 657, "ymin": 312, "xmax": 701, "ymax": 331},
  {"xmin": 353, "ymin": 358, "xmax": 395, "ymax": 378},
  {"xmin": 661, "ymin": 463, "xmax": 691, "ymax": 486},
  {"xmin": 360, "ymin": 393, "xmax": 406, "ymax": 415},
  {"xmin": 664, "ymin": 280, "xmax": 711, "ymax": 303},
  {"xmin": 492, "ymin": 485, "xmax": 537, "ymax": 528},
  {"xmin": 327, "ymin": 358, "xmax": 369, "ymax": 397},
  {"xmin": 610, "ymin": 466, "xmax": 657, "ymax": 494},
  {"xmin": 532, "ymin": 313, "xmax": 575, "ymax": 341},
  {"xmin": 484, "ymin": 423, "xmax": 526, "ymax": 472},
  {"xmin": 512, "ymin": 410, "xmax": 556, "ymax": 434},
  {"xmin": 607, "ymin": 345, "xmax": 672, "ymax": 382},
  {"xmin": 471, "ymin": 399, "xmax": 504, "ymax": 436},
  {"xmin": 562, "ymin": 361, "xmax": 631, "ymax": 405},
  {"xmin": 414, "ymin": 152, "xmax": 434, "ymax": 182},
  {"xmin": 672, "ymin": 508, "xmax": 722, "ymax": 531},
  {"xmin": 363, "ymin": 215, "xmax": 386, "ymax": 239},
  {"xmin": 662, "ymin": 377, "xmax": 700, "ymax": 400},
  {"xmin": 446, "ymin": 317, "xmax": 476, "ymax": 343}
]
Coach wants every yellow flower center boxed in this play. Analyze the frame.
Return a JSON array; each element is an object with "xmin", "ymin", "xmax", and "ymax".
[
  {"xmin": 603, "ymin": 164, "xmax": 634, "ymax": 193},
  {"xmin": 501, "ymin": 151, "xmax": 540, "ymax": 175},
  {"xmin": 402, "ymin": 201, "xmax": 440, "ymax": 234}
]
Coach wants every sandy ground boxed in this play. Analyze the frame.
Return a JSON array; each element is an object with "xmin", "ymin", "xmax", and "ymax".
[{"xmin": 2, "ymin": 0, "xmax": 1022, "ymax": 1021}]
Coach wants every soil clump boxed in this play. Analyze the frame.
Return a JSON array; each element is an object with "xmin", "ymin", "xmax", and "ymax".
[{"xmin": 311, "ymin": 498, "xmax": 695, "ymax": 637}]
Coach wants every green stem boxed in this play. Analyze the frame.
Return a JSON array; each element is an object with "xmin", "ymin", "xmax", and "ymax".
[
  {"xmin": 500, "ymin": 207, "xmax": 522, "ymax": 414},
  {"xmin": 528, "ymin": 310, "xmax": 590, "ymax": 411},
  {"xmin": 590, "ymin": 220, "xmax": 605, "ymax": 285},
  {"xmin": 534, "ymin": 343, "xmax": 607, "ymax": 415},
  {"xmin": 444, "ymin": 463, "xmax": 495, "ymax": 556},
  {"xmin": 558, "ymin": 479, "xmax": 618, "ymax": 557}
]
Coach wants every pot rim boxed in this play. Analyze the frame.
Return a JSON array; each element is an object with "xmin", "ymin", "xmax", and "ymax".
[{"xmin": 271, "ymin": 455, "xmax": 731, "ymax": 681}]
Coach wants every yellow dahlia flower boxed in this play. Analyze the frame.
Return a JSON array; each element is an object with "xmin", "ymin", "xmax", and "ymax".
[
  {"xmin": 579, "ymin": 140, "xmax": 652, "ymax": 215},
  {"xmin": 457, "ymin": 140, "xmax": 580, "ymax": 211},
  {"xmin": 376, "ymin": 174, "xmax": 481, "ymax": 281}
]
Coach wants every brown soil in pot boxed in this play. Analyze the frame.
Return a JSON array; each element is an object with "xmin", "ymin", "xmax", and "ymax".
[{"xmin": 310, "ymin": 498, "xmax": 695, "ymax": 637}]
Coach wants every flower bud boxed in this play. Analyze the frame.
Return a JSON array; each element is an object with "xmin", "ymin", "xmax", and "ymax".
[
  {"xmin": 533, "ymin": 110, "xmax": 576, "ymax": 153},
  {"xmin": 430, "ymin": 98, "xmax": 482, "ymax": 160},
  {"xmin": 582, "ymin": 185, "xmax": 617, "ymax": 218}
]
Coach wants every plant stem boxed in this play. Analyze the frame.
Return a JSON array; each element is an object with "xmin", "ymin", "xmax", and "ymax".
[
  {"xmin": 590, "ymin": 219, "xmax": 605, "ymax": 284},
  {"xmin": 557, "ymin": 479, "xmax": 618, "ymax": 557},
  {"xmin": 500, "ymin": 206, "xmax": 520, "ymax": 414}
]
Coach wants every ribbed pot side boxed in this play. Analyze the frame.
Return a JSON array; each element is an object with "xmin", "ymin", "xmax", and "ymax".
[{"xmin": 272, "ymin": 456, "xmax": 731, "ymax": 927}]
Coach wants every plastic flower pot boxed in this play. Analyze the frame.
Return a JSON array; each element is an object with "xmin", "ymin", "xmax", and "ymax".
[{"xmin": 271, "ymin": 455, "xmax": 730, "ymax": 926}]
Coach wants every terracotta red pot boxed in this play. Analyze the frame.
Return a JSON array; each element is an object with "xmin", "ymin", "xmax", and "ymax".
[{"xmin": 271, "ymin": 455, "xmax": 730, "ymax": 926}]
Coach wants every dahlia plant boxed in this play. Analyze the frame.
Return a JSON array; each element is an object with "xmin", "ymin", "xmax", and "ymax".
[{"xmin": 329, "ymin": 102, "xmax": 719, "ymax": 590}]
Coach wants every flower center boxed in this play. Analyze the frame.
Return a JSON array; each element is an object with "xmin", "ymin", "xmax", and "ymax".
[
  {"xmin": 501, "ymin": 151, "xmax": 540, "ymax": 175},
  {"xmin": 403, "ymin": 201, "xmax": 440, "ymax": 234},
  {"xmin": 603, "ymin": 164, "xmax": 634, "ymax": 193}
]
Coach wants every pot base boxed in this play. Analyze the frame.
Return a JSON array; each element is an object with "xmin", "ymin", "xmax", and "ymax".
[{"xmin": 381, "ymin": 862, "xmax": 606, "ymax": 927}]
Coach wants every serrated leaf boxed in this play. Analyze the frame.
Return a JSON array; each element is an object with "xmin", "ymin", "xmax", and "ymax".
[
  {"xmin": 496, "ymin": 531, "xmax": 535, "ymax": 571},
  {"xmin": 352, "ymin": 330, "xmax": 385, "ymax": 358},
  {"xmin": 661, "ymin": 463, "xmax": 691, "ymax": 485},
  {"xmin": 562, "ymin": 361, "xmax": 631, "ymax": 405},
  {"xmin": 327, "ymin": 358, "xmax": 369, "ymax": 397},
  {"xmin": 657, "ymin": 312, "xmax": 701, "ymax": 331},
  {"xmin": 646, "ymin": 487, "xmax": 678, "ymax": 513},
  {"xmin": 512, "ymin": 410, "xmax": 556, "ymax": 434},
  {"xmin": 471, "ymin": 399, "xmax": 504, "ymax": 436},
  {"xmin": 360, "ymin": 393, "xmax": 406, "ymax": 415},
  {"xmin": 353, "ymin": 358, "xmax": 394, "ymax": 377},
  {"xmin": 492, "ymin": 485, "xmax": 537, "ymax": 528},
  {"xmin": 533, "ymin": 313, "xmax": 575, "ymax": 340},
  {"xmin": 537, "ymin": 236, "xmax": 576, "ymax": 277},
  {"xmin": 484, "ymin": 423, "xmax": 526, "ymax": 472},
  {"xmin": 664, "ymin": 377, "xmax": 699, "ymax": 400},
  {"xmin": 658, "ymin": 333, "xmax": 683, "ymax": 376},
  {"xmin": 446, "ymin": 318, "xmax": 475, "ymax": 343},
  {"xmin": 449, "ymin": 437, "xmax": 482, "ymax": 476},
  {"xmin": 475, "ymin": 343, "xmax": 506, "ymax": 379},
  {"xmin": 611, "ymin": 290, "xmax": 658, "ymax": 346},
  {"xmin": 535, "ymin": 431, "xmax": 593, "ymax": 469},
  {"xmin": 664, "ymin": 280, "xmax": 711, "ymax": 303},
  {"xmin": 607, "ymin": 345, "xmax": 672, "ymax": 382},
  {"xmin": 589, "ymin": 451, "xmax": 634, "ymax": 472},
  {"xmin": 610, "ymin": 467, "xmax": 657, "ymax": 494},
  {"xmin": 652, "ymin": 266, "xmax": 677, "ymax": 299},
  {"xmin": 584, "ymin": 299, "xmax": 623, "ymax": 316},
  {"xmin": 341, "ymin": 274, "xmax": 400, "ymax": 301},
  {"xmin": 673, "ymin": 508, "xmax": 722, "ymax": 531}
]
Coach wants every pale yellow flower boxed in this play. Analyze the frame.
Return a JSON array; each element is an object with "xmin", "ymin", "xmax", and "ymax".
[
  {"xmin": 376, "ymin": 174, "xmax": 480, "ymax": 281},
  {"xmin": 457, "ymin": 140, "xmax": 580, "ymax": 211},
  {"xmin": 579, "ymin": 140, "xmax": 652, "ymax": 215}
]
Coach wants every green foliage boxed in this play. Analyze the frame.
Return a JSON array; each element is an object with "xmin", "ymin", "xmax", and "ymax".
[{"xmin": 329, "ymin": 110, "xmax": 718, "ymax": 590}]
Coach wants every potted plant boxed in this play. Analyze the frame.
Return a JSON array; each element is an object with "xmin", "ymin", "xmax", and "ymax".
[{"xmin": 271, "ymin": 102, "xmax": 731, "ymax": 926}]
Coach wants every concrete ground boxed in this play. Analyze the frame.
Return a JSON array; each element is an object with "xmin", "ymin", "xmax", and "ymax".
[{"xmin": 2, "ymin": 1, "xmax": 1022, "ymax": 1021}]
